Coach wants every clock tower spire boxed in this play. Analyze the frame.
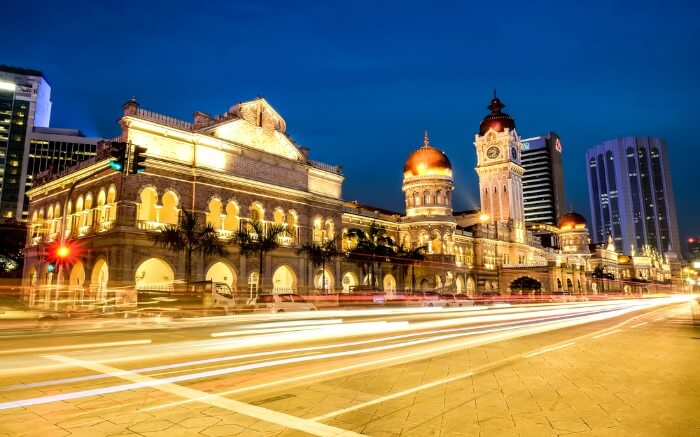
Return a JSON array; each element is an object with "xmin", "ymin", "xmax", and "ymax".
[{"xmin": 474, "ymin": 94, "xmax": 526, "ymax": 241}]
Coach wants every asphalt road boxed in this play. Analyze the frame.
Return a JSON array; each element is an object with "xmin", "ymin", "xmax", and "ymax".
[{"xmin": 0, "ymin": 296, "xmax": 697, "ymax": 436}]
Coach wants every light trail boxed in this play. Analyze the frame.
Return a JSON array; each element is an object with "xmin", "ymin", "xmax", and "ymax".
[
  {"xmin": 631, "ymin": 322, "xmax": 648, "ymax": 328},
  {"xmin": 44, "ymin": 355, "xmax": 365, "ymax": 437},
  {"xmin": 0, "ymin": 307, "xmax": 620, "ymax": 392},
  {"xmin": 0, "ymin": 339, "xmax": 152, "ymax": 355},
  {"xmin": 523, "ymin": 342, "xmax": 576, "ymax": 357},
  {"xmin": 591, "ymin": 329, "xmax": 623, "ymax": 339}
]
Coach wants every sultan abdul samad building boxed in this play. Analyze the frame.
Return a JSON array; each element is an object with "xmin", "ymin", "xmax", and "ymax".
[{"xmin": 22, "ymin": 94, "xmax": 677, "ymax": 306}]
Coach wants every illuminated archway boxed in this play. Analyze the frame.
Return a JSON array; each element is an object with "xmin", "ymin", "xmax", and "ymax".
[
  {"xmin": 138, "ymin": 187, "xmax": 158, "ymax": 222},
  {"xmin": 456, "ymin": 276, "xmax": 464, "ymax": 293},
  {"xmin": 314, "ymin": 268, "xmax": 334, "ymax": 291},
  {"xmin": 206, "ymin": 198, "xmax": 223, "ymax": 229},
  {"xmin": 224, "ymin": 201, "xmax": 239, "ymax": 231},
  {"xmin": 272, "ymin": 265, "xmax": 297, "ymax": 292},
  {"xmin": 341, "ymin": 272, "xmax": 358, "ymax": 293},
  {"xmin": 206, "ymin": 261, "xmax": 237, "ymax": 289},
  {"xmin": 135, "ymin": 258, "xmax": 175, "ymax": 290},
  {"xmin": 91, "ymin": 258, "xmax": 109, "ymax": 291},
  {"xmin": 466, "ymin": 277, "xmax": 475, "ymax": 295},
  {"xmin": 383, "ymin": 274, "xmax": 396, "ymax": 297},
  {"xmin": 69, "ymin": 261, "xmax": 86, "ymax": 289},
  {"xmin": 161, "ymin": 191, "xmax": 179, "ymax": 224}
]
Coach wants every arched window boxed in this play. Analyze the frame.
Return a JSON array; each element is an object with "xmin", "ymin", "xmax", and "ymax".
[
  {"xmin": 249, "ymin": 202, "xmax": 264, "ymax": 222},
  {"xmin": 224, "ymin": 201, "xmax": 239, "ymax": 231},
  {"xmin": 423, "ymin": 190, "xmax": 431, "ymax": 205},
  {"xmin": 138, "ymin": 187, "xmax": 158, "ymax": 222},
  {"xmin": 84, "ymin": 193, "xmax": 94, "ymax": 228},
  {"xmin": 106, "ymin": 186, "xmax": 117, "ymax": 222},
  {"xmin": 413, "ymin": 191, "xmax": 421, "ymax": 206},
  {"xmin": 313, "ymin": 217, "xmax": 323, "ymax": 243},
  {"xmin": 160, "ymin": 191, "xmax": 179, "ymax": 225},
  {"xmin": 273, "ymin": 207, "xmax": 285, "ymax": 224},
  {"xmin": 206, "ymin": 198, "xmax": 223, "ymax": 229},
  {"xmin": 435, "ymin": 190, "xmax": 443, "ymax": 205},
  {"xmin": 96, "ymin": 189, "xmax": 106, "ymax": 225},
  {"xmin": 325, "ymin": 219, "xmax": 334, "ymax": 240}
]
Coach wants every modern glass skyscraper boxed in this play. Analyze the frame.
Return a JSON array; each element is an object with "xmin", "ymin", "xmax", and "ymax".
[
  {"xmin": 520, "ymin": 132, "xmax": 566, "ymax": 224},
  {"xmin": 0, "ymin": 65, "xmax": 52, "ymax": 220},
  {"xmin": 27, "ymin": 128, "xmax": 99, "ymax": 190},
  {"xmin": 586, "ymin": 137, "xmax": 680, "ymax": 256}
]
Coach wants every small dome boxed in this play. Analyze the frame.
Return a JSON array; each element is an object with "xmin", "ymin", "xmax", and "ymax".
[
  {"xmin": 479, "ymin": 94, "xmax": 516, "ymax": 136},
  {"xmin": 403, "ymin": 131, "xmax": 452, "ymax": 177},
  {"xmin": 618, "ymin": 254, "xmax": 631, "ymax": 263},
  {"xmin": 559, "ymin": 211, "xmax": 587, "ymax": 229}
]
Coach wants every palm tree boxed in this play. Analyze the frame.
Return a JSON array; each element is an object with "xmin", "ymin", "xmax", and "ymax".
[
  {"xmin": 297, "ymin": 238, "xmax": 340, "ymax": 294},
  {"xmin": 148, "ymin": 209, "xmax": 227, "ymax": 283},
  {"xmin": 232, "ymin": 219, "xmax": 289, "ymax": 294},
  {"xmin": 397, "ymin": 244, "xmax": 427, "ymax": 291},
  {"xmin": 346, "ymin": 221, "xmax": 397, "ymax": 288}
]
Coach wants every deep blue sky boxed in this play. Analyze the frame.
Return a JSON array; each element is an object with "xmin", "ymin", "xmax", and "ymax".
[{"xmin": 4, "ymin": 0, "xmax": 699, "ymax": 251}]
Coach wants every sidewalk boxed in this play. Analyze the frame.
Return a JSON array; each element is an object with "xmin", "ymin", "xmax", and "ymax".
[{"xmin": 293, "ymin": 302, "xmax": 700, "ymax": 436}]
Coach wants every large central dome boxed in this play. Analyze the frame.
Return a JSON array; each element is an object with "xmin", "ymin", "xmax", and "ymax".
[
  {"xmin": 403, "ymin": 131, "xmax": 452, "ymax": 177},
  {"xmin": 479, "ymin": 93, "xmax": 516, "ymax": 136}
]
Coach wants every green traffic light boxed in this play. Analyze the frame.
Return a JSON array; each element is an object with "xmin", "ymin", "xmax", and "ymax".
[{"xmin": 110, "ymin": 161, "xmax": 123, "ymax": 171}]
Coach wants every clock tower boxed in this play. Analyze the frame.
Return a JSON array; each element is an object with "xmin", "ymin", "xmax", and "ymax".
[{"xmin": 474, "ymin": 93, "xmax": 526, "ymax": 236}]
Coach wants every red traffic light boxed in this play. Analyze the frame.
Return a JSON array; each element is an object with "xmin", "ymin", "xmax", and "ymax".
[{"xmin": 56, "ymin": 245, "xmax": 70, "ymax": 259}]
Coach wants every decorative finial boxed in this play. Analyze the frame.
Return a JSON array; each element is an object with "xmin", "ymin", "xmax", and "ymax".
[
  {"xmin": 487, "ymin": 92, "xmax": 505, "ymax": 113},
  {"xmin": 423, "ymin": 129, "xmax": 430, "ymax": 147},
  {"xmin": 493, "ymin": 88, "xmax": 497, "ymax": 99}
]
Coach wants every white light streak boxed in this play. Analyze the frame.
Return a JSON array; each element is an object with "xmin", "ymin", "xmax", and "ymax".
[{"xmin": 524, "ymin": 342, "xmax": 576, "ymax": 358}]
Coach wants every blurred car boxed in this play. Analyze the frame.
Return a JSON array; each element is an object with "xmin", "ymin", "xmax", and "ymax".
[
  {"xmin": 0, "ymin": 296, "xmax": 59, "ymax": 332},
  {"xmin": 417, "ymin": 291, "xmax": 448, "ymax": 307},
  {"xmin": 550, "ymin": 291, "xmax": 576, "ymax": 303},
  {"xmin": 341, "ymin": 287, "xmax": 386, "ymax": 306},
  {"xmin": 441, "ymin": 293, "xmax": 474, "ymax": 307},
  {"xmin": 253, "ymin": 293, "xmax": 317, "ymax": 313},
  {"xmin": 474, "ymin": 292, "xmax": 505, "ymax": 305}
]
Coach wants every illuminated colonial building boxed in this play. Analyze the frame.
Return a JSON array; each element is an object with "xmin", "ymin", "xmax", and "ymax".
[{"xmin": 22, "ymin": 93, "xmax": 677, "ymax": 308}]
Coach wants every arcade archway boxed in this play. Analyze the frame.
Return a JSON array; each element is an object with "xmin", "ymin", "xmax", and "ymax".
[
  {"xmin": 206, "ymin": 261, "xmax": 237, "ymax": 289},
  {"xmin": 135, "ymin": 258, "xmax": 175, "ymax": 290},
  {"xmin": 272, "ymin": 265, "xmax": 297, "ymax": 292},
  {"xmin": 510, "ymin": 276, "xmax": 542, "ymax": 294}
]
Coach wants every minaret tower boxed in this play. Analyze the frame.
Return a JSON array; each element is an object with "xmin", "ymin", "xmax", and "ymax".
[
  {"xmin": 474, "ymin": 92, "xmax": 526, "ymax": 241},
  {"xmin": 403, "ymin": 130, "xmax": 454, "ymax": 217}
]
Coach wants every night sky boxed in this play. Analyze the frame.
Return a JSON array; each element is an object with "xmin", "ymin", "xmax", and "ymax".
[{"xmin": 3, "ymin": 1, "xmax": 699, "ymax": 252}]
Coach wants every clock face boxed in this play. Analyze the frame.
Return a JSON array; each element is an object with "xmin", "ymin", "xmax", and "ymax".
[
  {"xmin": 486, "ymin": 146, "xmax": 500, "ymax": 160},
  {"xmin": 511, "ymin": 147, "xmax": 517, "ymax": 160}
]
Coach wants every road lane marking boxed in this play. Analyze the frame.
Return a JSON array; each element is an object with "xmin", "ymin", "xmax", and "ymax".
[
  {"xmin": 0, "ymin": 339, "xmax": 152, "ymax": 355},
  {"xmin": 591, "ymin": 329, "xmax": 622, "ymax": 339},
  {"xmin": 42, "ymin": 355, "xmax": 364, "ymax": 437},
  {"xmin": 523, "ymin": 342, "xmax": 576, "ymax": 358},
  {"xmin": 631, "ymin": 322, "xmax": 648, "ymax": 328},
  {"xmin": 654, "ymin": 317, "xmax": 665, "ymax": 321}
]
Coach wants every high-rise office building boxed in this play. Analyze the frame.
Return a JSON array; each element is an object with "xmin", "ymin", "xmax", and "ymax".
[
  {"xmin": 586, "ymin": 137, "xmax": 681, "ymax": 255},
  {"xmin": 688, "ymin": 237, "xmax": 700, "ymax": 266},
  {"xmin": 0, "ymin": 65, "xmax": 52, "ymax": 220},
  {"xmin": 27, "ymin": 128, "xmax": 99, "ymax": 191},
  {"xmin": 520, "ymin": 132, "xmax": 566, "ymax": 224}
]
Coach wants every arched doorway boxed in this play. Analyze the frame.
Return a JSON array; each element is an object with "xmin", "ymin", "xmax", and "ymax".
[
  {"xmin": 91, "ymin": 258, "xmax": 109, "ymax": 291},
  {"xmin": 455, "ymin": 276, "xmax": 464, "ymax": 293},
  {"xmin": 420, "ymin": 278, "xmax": 430, "ymax": 291},
  {"xmin": 566, "ymin": 278, "xmax": 573, "ymax": 291},
  {"xmin": 69, "ymin": 261, "xmax": 86, "ymax": 289},
  {"xmin": 466, "ymin": 277, "xmax": 475, "ymax": 295},
  {"xmin": 341, "ymin": 272, "xmax": 358, "ymax": 293},
  {"xmin": 383, "ymin": 274, "xmax": 396, "ymax": 298},
  {"xmin": 272, "ymin": 265, "xmax": 297, "ymax": 293},
  {"xmin": 206, "ymin": 261, "xmax": 237, "ymax": 289},
  {"xmin": 135, "ymin": 258, "xmax": 175, "ymax": 290},
  {"xmin": 510, "ymin": 277, "xmax": 542, "ymax": 295},
  {"xmin": 314, "ymin": 268, "xmax": 334, "ymax": 292}
]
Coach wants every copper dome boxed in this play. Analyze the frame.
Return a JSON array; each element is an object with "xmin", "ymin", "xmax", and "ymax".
[
  {"xmin": 403, "ymin": 131, "xmax": 452, "ymax": 177},
  {"xmin": 479, "ymin": 94, "xmax": 516, "ymax": 136},
  {"xmin": 559, "ymin": 211, "xmax": 587, "ymax": 229}
]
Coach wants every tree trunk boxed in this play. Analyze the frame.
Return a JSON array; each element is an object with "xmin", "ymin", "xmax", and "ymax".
[
  {"xmin": 185, "ymin": 247, "xmax": 193, "ymax": 284},
  {"xmin": 258, "ymin": 250, "xmax": 264, "ymax": 294}
]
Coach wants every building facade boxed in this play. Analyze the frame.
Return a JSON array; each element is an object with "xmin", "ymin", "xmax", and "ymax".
[
  {"xmin": 0, "ymin": 65, "xmax": 52, "ymax": 220},
  {"xmin": 22, "ymin": 94, "xmax": 677, "ymax": 309},
  {"xmin": 520, "ymin": 132, "xmax": 566, "ymax": 225},
  {"xmin": 586, "ymin": 137, "xmax": 681, "ymax": 256}
]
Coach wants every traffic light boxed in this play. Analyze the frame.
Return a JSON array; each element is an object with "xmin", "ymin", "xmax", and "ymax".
[
  {"xmin": 131, "ymin": 145, "xmax": 147, "ymax": 174},
  {"xmin": 47, "ymin": 263, "xmax": 55, "ymax": 273},
  {"xmin": 109, "ymin": 141, "xmax": 128, "ymax": 172}
]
